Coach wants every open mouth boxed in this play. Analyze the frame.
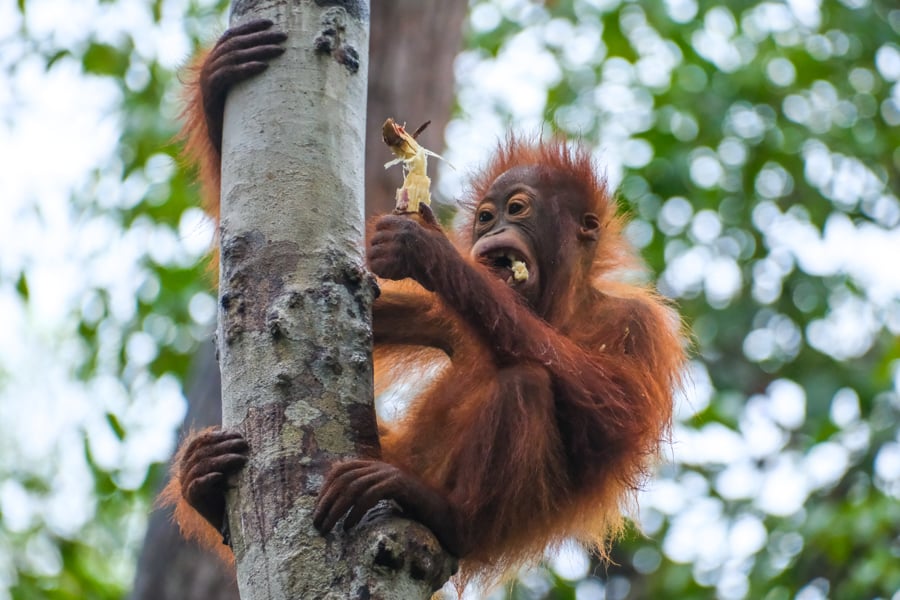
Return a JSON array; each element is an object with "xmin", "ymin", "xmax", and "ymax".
[{"xmin": 481, "ymin": 249, "xmax": 530, "ymax": 285}]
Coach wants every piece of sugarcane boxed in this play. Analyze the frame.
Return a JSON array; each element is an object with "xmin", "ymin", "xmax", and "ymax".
[
  {"xmin": 382, "ymin": 118, "xmax": 446, "ymax": 213},
  {"xmin": 511, "ymin": 260, "xmax": 529, "ymax": 282}
]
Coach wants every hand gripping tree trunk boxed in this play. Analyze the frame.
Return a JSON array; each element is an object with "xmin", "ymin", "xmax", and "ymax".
[{"xmin": 217, "ymin": 1, "xmax": 454, "ymax": 598}]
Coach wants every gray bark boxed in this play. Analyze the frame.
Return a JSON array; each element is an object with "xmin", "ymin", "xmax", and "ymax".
[{"xmin": 217, "ymin": 1, "xmax": 453, "ymax": 598}]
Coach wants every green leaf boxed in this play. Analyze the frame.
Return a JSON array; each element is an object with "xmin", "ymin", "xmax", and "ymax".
[
  {"xmin": 105, "ymin": 412, "xmax": 126, "ymax": 441},
  {"xmin": 14, "ymin": 272, "xmax": 28, "ymax": 300},
  {"xmin": 46, "ymin": 49, "xmax": 70, "ymax": 69},
  {"xmin": 82, "ymin": 42, "xmax": 128, "ymax": 77}
]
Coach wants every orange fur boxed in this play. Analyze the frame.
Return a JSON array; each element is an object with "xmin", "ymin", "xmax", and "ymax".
[{"xmin": 178, "ymin": 49, "xmax": 221, "ymax": 223}]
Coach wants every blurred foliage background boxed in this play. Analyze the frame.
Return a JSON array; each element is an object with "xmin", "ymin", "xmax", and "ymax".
[{"xmin": 1, "ymin": 0, "xmax": 898, "ymax": 599}]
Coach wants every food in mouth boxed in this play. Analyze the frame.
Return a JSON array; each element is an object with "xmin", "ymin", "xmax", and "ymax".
[
  {"xmin": 511, "ymin": 260, "xmax": 529, "ymax": 282},
  {"xmin": 483, "ymin": 250, "xmax": 530, "ymax": 284}
]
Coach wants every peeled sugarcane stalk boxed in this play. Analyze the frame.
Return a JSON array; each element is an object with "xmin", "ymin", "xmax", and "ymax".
[{"xmin": 382, "ymin": 118, "xmax": 444, "ymax": 214}]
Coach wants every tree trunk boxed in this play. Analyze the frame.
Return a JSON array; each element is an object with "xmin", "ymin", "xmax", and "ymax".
[
  {"xmin": 131, "ymin": 2, "xmax": 467, "ymax": 599},
  {"xmin": 217, "ymin": 1, "xmax": 453, "ymax": 598},
  {"xmin": 217, "ymin": 0, "xmax": 370, "ymax": 595}
]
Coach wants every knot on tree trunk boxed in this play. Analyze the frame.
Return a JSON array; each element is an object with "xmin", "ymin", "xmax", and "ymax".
[{"xmin": 349, "ymin": 507, "xmax": 458, "ymax": 598}]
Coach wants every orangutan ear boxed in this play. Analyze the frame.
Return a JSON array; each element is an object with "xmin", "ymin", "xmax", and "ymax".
[{"xmin": 577, "ymin": 213, "xmax": 601, "ymax": 242}]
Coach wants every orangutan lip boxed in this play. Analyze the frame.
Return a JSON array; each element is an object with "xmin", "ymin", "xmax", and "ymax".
[{"xmin": 471, "ymin": 236, "xmax": 534, "ymax": 287}]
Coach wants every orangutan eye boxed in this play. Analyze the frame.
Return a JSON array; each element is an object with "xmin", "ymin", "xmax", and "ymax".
[
  {"xmin": 508, "ymin": 200, "xmax": 526, "ymax": 216},
  {"xmin": 478, "ymin": 209, "xmax": 494, "ymax": 223}
]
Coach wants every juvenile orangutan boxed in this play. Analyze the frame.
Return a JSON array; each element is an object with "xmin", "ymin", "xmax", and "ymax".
[{"xmin": 163, "ymin": 18, "xmax": 685, "ymax": 585}]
